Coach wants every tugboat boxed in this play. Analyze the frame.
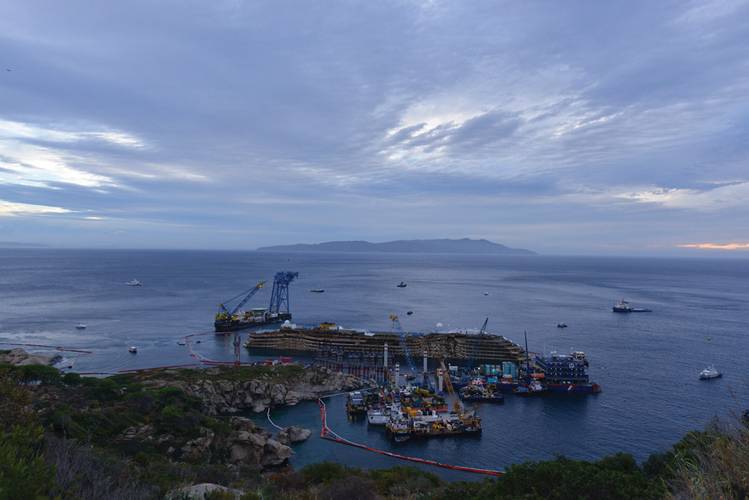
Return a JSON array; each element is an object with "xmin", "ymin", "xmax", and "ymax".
[
  {"xmin": 397, "ymin": 281, "xmax": 407, "ymax": 288},
  {"xmin": 613, "ymin": 300, "xmax": 651, "ymax": 313},
  {"xmin": 346, "ymin": 391, "xmax": 367, "ymax": 417},
  {"xmin": 699, "ymin": 366, "xmax": 722, "ymax": 380}
]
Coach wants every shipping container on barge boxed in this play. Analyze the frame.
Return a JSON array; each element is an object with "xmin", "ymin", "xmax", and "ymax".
[{"xmin": 534, "ymin": 350, "xmax": 601, "ymax": 394}]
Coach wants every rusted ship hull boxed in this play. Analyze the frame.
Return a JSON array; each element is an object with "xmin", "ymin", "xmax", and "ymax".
[{"xmin": 245, "ymin": 327, "xmax": 524, "ymax": 363}]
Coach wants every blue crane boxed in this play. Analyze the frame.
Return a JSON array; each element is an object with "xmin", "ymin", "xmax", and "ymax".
[
  {"xmin": 218, "ymin": 281, "xmax": 266, "ymax": 317},
  {"xmin": 268, "ymin": 271, "xmax": 299, "ymax": 315},
  {"xmin": 390, "ymin": 314, "xmax": 417, "ymax": 374}
]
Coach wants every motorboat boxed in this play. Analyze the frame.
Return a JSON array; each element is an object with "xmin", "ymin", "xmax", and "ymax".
[
  {"xmin": 613, "ymin": 300, "xmax": 651, "ymax": 313},
  {"xmin": 75, "ymin": 323, "xmax": 87, "ymax": 330},
  {"xmin": 556, "ymin": 323, "xmax": 568, "ymax": 328},
  {"xmin": 125, "ymin": 279, "xmax": 142, "ymax": 287},
  {"xmin": 397, "ymin": 281, "xmax": 407, "ymax": 288},
  {"xmin": 699, "ymin": 366, "xmax": 722, "ymax": 380},
  {"xmin": 128, "ymin": 346, "xmax": 138, "ymax": 354},
  {"xmin": 310, "ymin": 289, "xmax": 325, "ymax": 293},
  {"xmin": 613, "ymin": 300, "xmax": 633, "ymax": 312}
]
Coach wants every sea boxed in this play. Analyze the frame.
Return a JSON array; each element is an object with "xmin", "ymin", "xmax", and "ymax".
[{"xmin": 1, "ymin": 249, "xmax": 748, "ymax": 480}]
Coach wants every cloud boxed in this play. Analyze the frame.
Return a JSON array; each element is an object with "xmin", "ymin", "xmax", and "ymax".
[
  {"xmin": 0, "ymin": 198, "xmax": 70, "ymax": 216},
  {"xmin": 613, "ymin": 181, "xmax": 749, "ymax": 211},
  {"xmin": 0, "ymin": 119, "xmax": 143, "ymax": 188},
  {"xmin": 0, "ymin": 1, "xmax": 747, "ymax": 250},
  {"xmin": 678, "ymin": 242, "xmax": 749, "ymax": 251}
]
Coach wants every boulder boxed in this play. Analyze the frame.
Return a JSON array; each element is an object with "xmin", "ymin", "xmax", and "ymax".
[
  {"xmin": 261, "ymin": 438, "xmax": 293, "ymax": 466},
  {"xmin": 180, "ymin": 429, "xmax": 215, "ymax": 462},
  {"xmin": 166, "ymin": 483, "xmax": 243, "ymax": 499},
  {"xmin": 276, "ymin": 426, "xmax": 311, "ymax": 445}
]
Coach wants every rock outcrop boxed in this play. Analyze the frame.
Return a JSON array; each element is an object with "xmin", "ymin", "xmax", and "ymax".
[
  {"xmin": 276, "ymin": 426, "xmax": 311, "ymax": 445},
  {"xmin": 119, "ymin": 416, "xmax": 293, "ymax": 469},
  {"xmin": 145, "ymin": 366, "xmax": 367, "ymax": 415},
  {"xmin": 166, "ymin": 483, "xmax": 243, "ymax": 500},
  {"xmin": 0, "ymin": 348, "xmax": 61, "ymax": 366}
]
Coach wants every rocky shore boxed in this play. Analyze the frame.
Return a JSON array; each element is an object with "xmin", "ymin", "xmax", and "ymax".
[
  {"xmin": 7, "ymin": 361, "xmax": 369, "ymax": 477},
  {"xmin": 0, "ymin": 347, "xmax": 61, "ymax": 366},
  {"xmin": 139, "ymin": 364, "xmax": 367, "ymax": 414},
  {"xmin": 110, "ymin": 365, "xmax": 362, "ymax": 470}
]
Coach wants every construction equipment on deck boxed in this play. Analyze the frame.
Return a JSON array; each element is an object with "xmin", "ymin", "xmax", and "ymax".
[
  {"xmin": 217, "ymin": 281, "xmax": 266, "ymax": 318},
  {"xmin": 440, "ymin": 358, "xmax": 456, "ymax": 395},
  {"xmin": 214, "ymin": 272, "xmax": 299, "ymax": 333}
]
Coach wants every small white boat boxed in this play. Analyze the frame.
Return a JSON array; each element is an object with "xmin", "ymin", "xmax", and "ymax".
[
  {"xmin": 699, "ymin": 366, "xmax": 721, "ymax": 380},
  {"xmin": 367, "ymin": 409, "xmax": 389, "ymax": 425},
  {"xmin": 125, "ymin": 279, "xmax": 142, "ymax": 287},
  {"xmin": 75, "ymin": 323, "xmax": 87, "ymax": 330},
  {"xmin": 128, "ymin": 346, "xmax": 138, "ymax": 354}
]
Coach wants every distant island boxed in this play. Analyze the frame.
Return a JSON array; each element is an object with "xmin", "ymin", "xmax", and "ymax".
[{"xmin": 257, "ymin": 238, "xmax": 536, "ymax": 255}]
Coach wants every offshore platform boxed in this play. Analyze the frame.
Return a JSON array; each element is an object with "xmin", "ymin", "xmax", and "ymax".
[{"xmin": 214, "ymin": 271, "xmax": 298, "ymax": 333}]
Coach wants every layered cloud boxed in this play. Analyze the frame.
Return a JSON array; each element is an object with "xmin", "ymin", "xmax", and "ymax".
[
  {"xmin": 0, "ymin": 198, "xmax": 70, "ymax": 216},
  {"xmin": 0, "ymin": 0, "xmax": 747, "ymax": 251}
]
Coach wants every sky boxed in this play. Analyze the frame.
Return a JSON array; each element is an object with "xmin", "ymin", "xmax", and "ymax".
[{"xmin": 0, "ymin": 0, "xmax": 748, "ymax": 255}]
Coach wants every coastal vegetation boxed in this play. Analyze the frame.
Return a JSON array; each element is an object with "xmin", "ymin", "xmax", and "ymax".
[{"xmin": 1, "ymin": 361, "xmax": 746, "ymax": 499}]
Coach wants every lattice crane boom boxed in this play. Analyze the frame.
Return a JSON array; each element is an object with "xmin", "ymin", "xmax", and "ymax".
[{"xmin": 390, "ymin": 314, "xmax": 417, "ymax": 373}]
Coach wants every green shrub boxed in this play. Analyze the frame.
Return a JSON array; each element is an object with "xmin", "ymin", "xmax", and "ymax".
[
  {"xmin": 62, "ymin": 372, "xmax": 82, "ymax": 385},
  {"xmin": 369, "ymin": 465, "xmax": 440, "ymax": 495},
  {"xmin": 301, "ymin": 461, "xmax": 355, "ymax": 484},
  {"xmin": 88, "ymin": 377, "xmax": 121, "ymax": 401},
  {"xmin": 16, "ymin": 364, "xmax": 61, "ymax": 384},
  {"xmin": 0, "ymin": 424, "xmax": 54, "ymax": 499},
  {"xmin": 495, "ymin": 454, "xmax": 663, "ymax": 500}
]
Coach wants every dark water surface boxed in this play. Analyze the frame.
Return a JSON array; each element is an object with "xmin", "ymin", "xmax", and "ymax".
[{"xmin": 1, "ymin": 249, "xmax": 748, "ymax": 479}]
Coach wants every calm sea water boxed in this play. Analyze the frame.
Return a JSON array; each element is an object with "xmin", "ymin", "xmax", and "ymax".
[{"xmin": 1, "ymin": 249, "xmax": 748, "ymax": 479}]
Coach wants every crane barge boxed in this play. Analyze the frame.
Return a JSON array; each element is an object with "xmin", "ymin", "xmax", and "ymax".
[{"xmin": 214, "ymin": 271, "xmax": 298, "ymax": 333}]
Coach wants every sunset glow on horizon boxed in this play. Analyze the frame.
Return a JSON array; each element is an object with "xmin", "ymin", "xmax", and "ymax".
[{"xmin": 678, "ymin": 242, "xmax": 749, "ymax": 251}]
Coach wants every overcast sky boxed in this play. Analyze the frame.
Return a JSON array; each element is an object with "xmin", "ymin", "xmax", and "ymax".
[{"xmin": 0, "ymin": 0, "xmax": 747, "ymax": 254}]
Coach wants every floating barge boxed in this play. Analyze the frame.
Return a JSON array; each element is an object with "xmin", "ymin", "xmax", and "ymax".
[
  {"xmin": 214, "ymin": 272, "xmax": 298, "ymax": 333},
  {"xmin": 245, "ymin": 324, "xmax": 524, "ymax": 363}
]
